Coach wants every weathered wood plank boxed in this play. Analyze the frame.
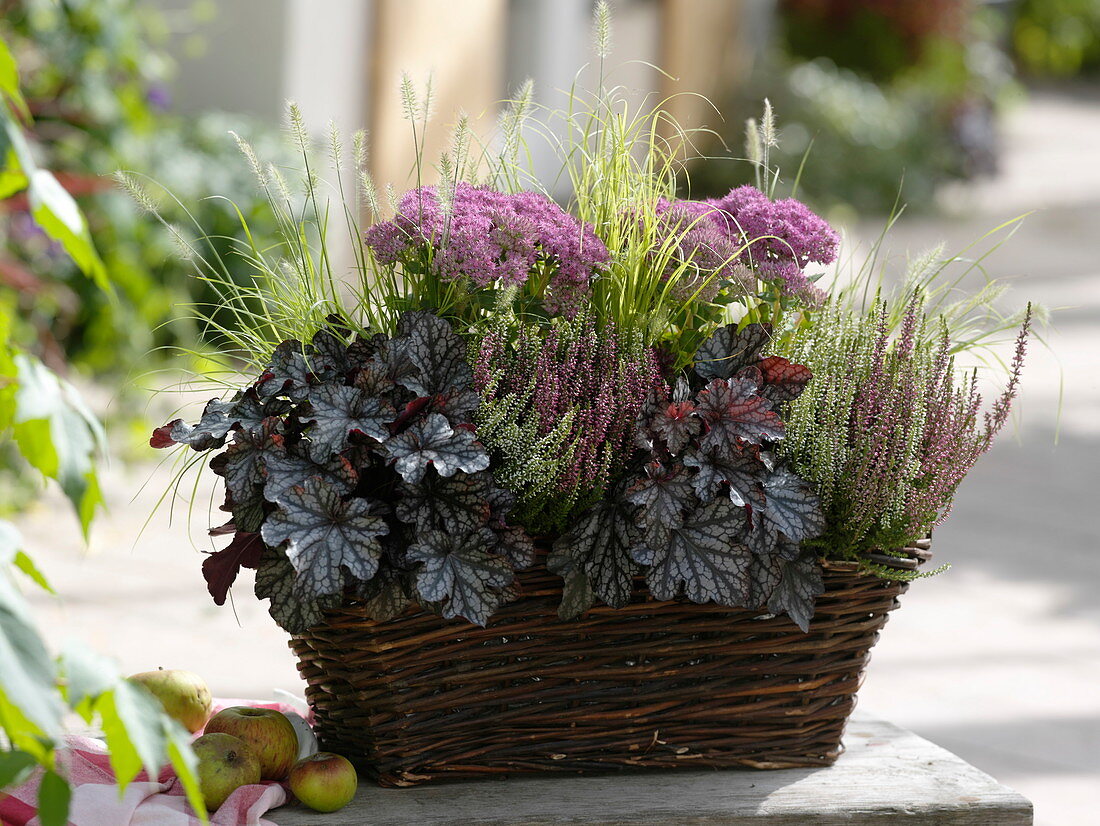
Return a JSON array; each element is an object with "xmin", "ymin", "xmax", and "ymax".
[{"xmin": 273, "ymin": 712, "xmax": 1032, "ymax": 825}]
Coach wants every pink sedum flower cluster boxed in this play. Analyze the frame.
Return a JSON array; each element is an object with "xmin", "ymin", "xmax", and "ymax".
[
  {"xmin": 365, "ymin": 183, "xmax": 609, "ymax": 316},
  {"xmin": 657, "ymin": 185, "xmax": 839, "ymax": 306}
]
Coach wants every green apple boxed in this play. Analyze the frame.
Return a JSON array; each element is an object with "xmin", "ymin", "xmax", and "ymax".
[
  {"xmin": 193, "ymin": 733, "xmax": 261, "ymax": 811},
  {"xmin": 129, "ymin": 668, "xmax": 212, "ymax": 733},
  {"xmin": 288, "ymin": 752, "xmax": 358, "ymax": 813},
  {"xmin": 204, "ymin": 706, "xmax": 299, "ymax": 780}
]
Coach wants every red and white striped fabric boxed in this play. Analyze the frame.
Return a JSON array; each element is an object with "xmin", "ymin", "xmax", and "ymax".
[{"xmin": 0, "ymin": 700, "xmax": 301, "ymax": 826}]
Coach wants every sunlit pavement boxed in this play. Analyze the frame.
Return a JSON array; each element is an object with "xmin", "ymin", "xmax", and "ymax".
[{"xmin": 16, "ymin": 85, "xmax": 1100, "ymax": 825}]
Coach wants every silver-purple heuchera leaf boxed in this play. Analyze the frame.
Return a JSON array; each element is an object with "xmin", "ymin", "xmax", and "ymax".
[
  {"xmin": 761, "ymin": 465, "xmax": 826, "ymax": 542},
  {"xmin": 395, "ymin": 470, "xmax": 494, "ymax": 532},
  {"xmin": 261, "ymin": 477, "xmax": 389, "ymax": 598},
  {"xmin": 395, "ymin": 311, "xmax": 474, "ymax": 396},
  {"xmin": 256, "ymin": 339, "xmax": 314, "ymax": 400},
  {"xmin": 548, "ymin": 498, "xmax": 638, "ymax": 610},
  {"xmin": 356, "ymin": 566, "xmax": 413, "ymax": 621},
  {"xmin": 262, "ymin": 448, "xmax": 357, "ymax": 506},
  {"xmin": 694, "ymin": 322, "xmax": 772, "ymax": 381},
  {"xmin": 209, "ymin": 418, "xmax": 283, "ymax": 532},
  {"xmin": 696, "ymin": 377, "xmax": 785, "ymax": 449},
  {"xmin": 408, "ymin": 527, "xmax": 515, "ymax": 625},
  {"xmin": 683, "ymin": 447, "xmax": 767, "ymax": 507},
  {"xmin": 766, "ymin": 549, "xmax": 825, "ymax": 632},
  {"xmin": 384, "ymin": 413, "xmax": 489, "ymax": 484},
  {"xmin": 304, "ymin": 383, "xmax": 394, "ymax": 459},
  {"xmin": 632, "ymin": 498, "xmax": 752, "ymax": 605},
  {"xmin": 626, "ymin": 462, "xmax": 694, "ymax": 528},
  {"xmin": 649, "ymin": 400, "xmax": 701, "ymax": 455},
  {"xmin": 254, "ymin": 550, "xmax": 341, "ymax": 634}
]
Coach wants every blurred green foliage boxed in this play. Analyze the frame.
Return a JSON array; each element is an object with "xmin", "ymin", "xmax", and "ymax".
[
  {"xmin": 0, "ymin": 0, "xmax": 284, "ymax": 375},
  {"xmin": 1010, "ymin": 0, "xmax": 1100, "ymax": 77},
  {"xmin": 693, "ymin": 0, "xmax": 1015, "ymax": 214}
]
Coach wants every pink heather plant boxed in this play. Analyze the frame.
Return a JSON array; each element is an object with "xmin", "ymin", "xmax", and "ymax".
[
  {"xmin": 474, "ymin": 320, "xmax": 664, "ymax": 533},
  {"xmin": 365, "ymin": 183, "xmax": 609, "ymax": 317},
  {"xmin": 777, "ymin": 295, "xmax": 1031, "ymax": 557}
]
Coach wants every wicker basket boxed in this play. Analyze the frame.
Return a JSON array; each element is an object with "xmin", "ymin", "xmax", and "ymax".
[{"xmin": 290, "ymin": 556, "xmax": 912, "ymax": 787}]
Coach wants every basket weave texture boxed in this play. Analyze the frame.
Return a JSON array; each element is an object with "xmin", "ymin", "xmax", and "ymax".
[{"xmin": 290, "ymin": 563, "xmax": 907, "ymax": 786}]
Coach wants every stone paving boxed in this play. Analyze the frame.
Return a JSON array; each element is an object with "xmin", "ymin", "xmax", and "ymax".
[{"xmin": 15, "ymin": 85, "xmax": 1100, "ymax": 825}]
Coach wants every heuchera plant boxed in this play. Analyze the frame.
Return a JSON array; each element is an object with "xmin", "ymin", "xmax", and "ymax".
[
  {"xmin": 549, "ymin": 322, "xmax": 827, "ymax": 630},
  {"xmin": 152, "ymin": 311, "xmax": 535, "ymax": 630}
]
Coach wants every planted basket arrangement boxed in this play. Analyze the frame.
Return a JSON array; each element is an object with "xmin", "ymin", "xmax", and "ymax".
[{"xmin": 144, "ymin": 8, "xmax": 1032, "ymax": 788}]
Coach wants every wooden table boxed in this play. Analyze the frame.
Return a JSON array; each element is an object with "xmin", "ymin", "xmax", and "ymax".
[{"xmin": 273, "ymin": 713, "xmax": 1032, "ymax": 825}]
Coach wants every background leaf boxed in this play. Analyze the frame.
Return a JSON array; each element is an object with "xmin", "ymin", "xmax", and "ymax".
[
  {"xmin": 36, "ymin": 769, "xmax": 71, "ymax": 826},
  {"xmin": 27, "ymin": 168, "xmax": 110, "ymax": 291}
]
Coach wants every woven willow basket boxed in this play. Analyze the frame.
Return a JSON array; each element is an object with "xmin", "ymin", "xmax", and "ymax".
[{"xmin": 290, "ymin": 553, "xmax": 916, "ymax": 787}]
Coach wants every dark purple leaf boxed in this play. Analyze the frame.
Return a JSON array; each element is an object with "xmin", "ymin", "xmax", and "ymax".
[
  {"xmin": 761, "ymin": 466, "xmax": 826, "ymax": 542},
  {"xmin": 496, "ymin": 523, "xmax": 536, "ymax": 569},
  {"xmin": 650, "ymin": 400, "xmax": 701, "ymax": 454},
  {"xmin": 263, "ymin": 448, "xmax": 357, "ymax": 506},
  {"xmin": 202, "ymin": 532, "xmax": 265, "ymax": 606},
  {"xmin": 254, "ymin": 550, "xmax": 340, "ymax": 634},
  {"xmin": 767, "ymin": 549, "xmax": 824, "ymax": 632},
  {"xmin": 758, "ymin": 355, "xmax": 813, "ymax": 403},
  {"xmin": 626, "ymin": 462, "xmax": 694, "ymax": 528},
  {"xmin": 694, "ymin": 323, "xmax": 772, "ymax": 381},
  {"xmin": 395, "ymin": 311, "xmax": 474, "ymax": 399},
  {"xmin": 209, "ymin": 419, "xmax": 283, "ymax": 532},
  {"xmin": 408, "ymin": 528, "xmax": 515, "ymax": 626},
  {"xmin": 304, "ymin": 383, "xmax": 394, "ymax": 459},
  {"xmin": 394, "ymin": 470, "xmax": 494, "ymax": 532},
  {"xmin": 384, "ymin": 412, "xmax": 489, "ymax": 484},
  {"xmin": 548, "ymin": 499, "xmax": 637, "ymax": 609},
  {"xmin": 744, "ymin": 505, "xmax": 779, "ymax": 557},
  {"xmin": 357, "ymin": 566, "xmax": 413, "ymax": 621},
  {"xmin": 557, "ymin": 569, "xmax": 596, "ymax": 620},
  {"xmin": 257, "ymin": 340, "xmax": 313, "ymax": 400},
  {"xmin": 696, "ymin": 377, "xmax": 785, "ymax": 451},
  {"xmin": 260, "ymin": 478, "xmax": 389, "ymax": 598},
  {"xmin": 683, "ymin": 447, "xmax": 766, "ymax": 507},
  {"xmin": 748, "ymin": 552, "xmax": 783, "ymax": 608},
  {"xmin": 632, "ymin": 498, "xmax": 752, "ymax": 605}
]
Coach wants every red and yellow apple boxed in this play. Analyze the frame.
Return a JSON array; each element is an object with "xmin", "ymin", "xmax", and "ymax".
[
  {"xmin": 204, "ymin": 706, "xmax": 298, "ymax": 780},
  {"xmin": 288, "ymin": 752, "xmax": 358, "ymax": 813},
  {"xmin": 128, "ymin": 668, "xmax": 212, "ymax": 733},
  {"xmin": 192, "ymin": 732, "xmax": 261, "ymax": 811}
]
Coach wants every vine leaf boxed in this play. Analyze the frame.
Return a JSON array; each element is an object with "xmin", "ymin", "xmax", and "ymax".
[
  {"xmin": 304, "ymin": 383, "xmax": 393, "ymax": 459},
  {"xmin": 201, "ymin": 531, "xmax": 264, "ymax": 606},
  {"xmin": 408, "ymin": 528, "xmax": 515, "ymax": 625},
  {"xmin": 632, "ymin": 498, "xmax": 752, "ymax": 605},
  {"xmin": 548, "ymin": 499, "xmax": 637, "ymax": 609},
  {"xmin": 696, "ymin": 377, "xmax": 785, "ymax": 450},
  {"xmin": 260, "ymin": 478, "xmax": 389, "ymax": 598},
  {"xmin": 254, "ymin": 550, "xmax": 340, "ymax": 634},
  {"xmin": 767, "ymin": 550, "xmax": 825, "ymax": 632},
  {"xmin": 694, "ymin": 323, "xmax": 771, "ymax": 381},
  {"xmin": 761, "ymin": 465, "xmax": 826, "ymax": 542},
  {"xmin": 384, "ymin": 412, "xmax": 489, "ymax": 484}
]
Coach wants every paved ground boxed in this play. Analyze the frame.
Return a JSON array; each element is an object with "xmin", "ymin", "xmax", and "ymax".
[{"xmin": 15, "ymin": 85, "xmax": 1100, "ymax": 825}]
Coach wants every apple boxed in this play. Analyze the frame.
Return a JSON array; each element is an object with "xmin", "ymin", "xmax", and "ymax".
[
  {"xmin": 204, "ymin": 706, "xmax": 299, "ymax": 780},
  {"xmin": 288, "ymin": 752, "xmax": 358, "ymax": 813},
  {"xmin": 129, "ymin": 668, "xmax": 211, "ymax": 733},
  {"xmin": 193, "ymin": 733, "xmax": 261, "ymax": 811}
]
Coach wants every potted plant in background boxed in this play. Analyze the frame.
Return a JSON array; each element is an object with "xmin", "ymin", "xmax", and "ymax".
[{"xmin": 143, "ymin": 3, "xmax": 1032, "ymax": 787}]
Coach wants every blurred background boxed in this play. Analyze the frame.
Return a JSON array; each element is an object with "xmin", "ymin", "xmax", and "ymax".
[{"xmin": 2, "ymin": 2, "xmax": 1097, "ymax": 824}]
